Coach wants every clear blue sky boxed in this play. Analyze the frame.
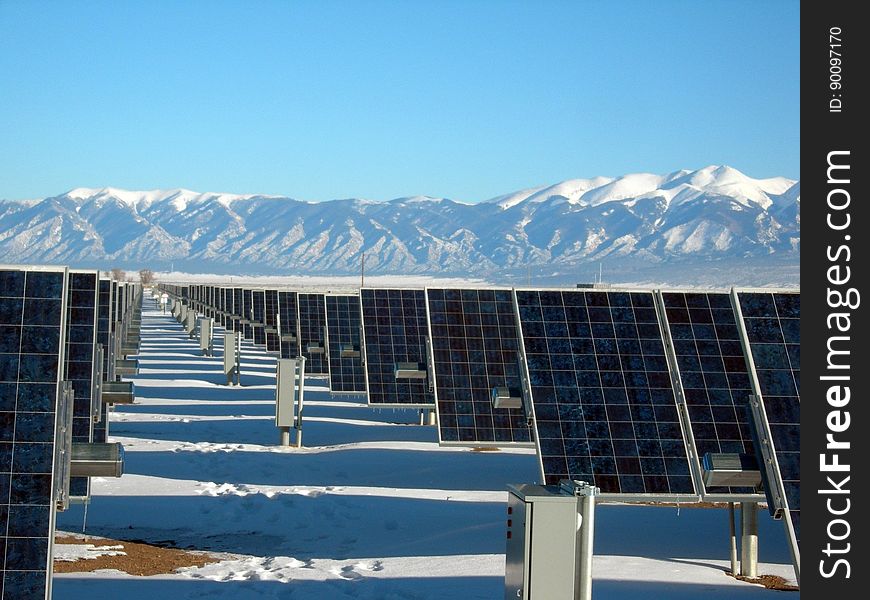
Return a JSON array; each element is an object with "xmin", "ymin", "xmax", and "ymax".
[{"xmin": 0, "ymin": 0, "xmax": 799, "ymax": 202}]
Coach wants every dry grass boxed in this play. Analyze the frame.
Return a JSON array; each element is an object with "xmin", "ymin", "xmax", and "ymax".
[{"xmin": 54, "ymin": 534, "xmax": 222, "ymax": 576}]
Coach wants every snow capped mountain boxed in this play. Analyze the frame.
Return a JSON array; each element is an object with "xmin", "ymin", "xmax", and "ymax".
[{"xmin": 0, "ymin": 166, "xmax": 799, "ymax": 280}]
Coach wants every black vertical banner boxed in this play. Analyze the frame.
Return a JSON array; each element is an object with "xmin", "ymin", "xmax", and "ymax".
[{"xmin": 803, "ymin": 3, "xmax": 867, "ymax": 597}]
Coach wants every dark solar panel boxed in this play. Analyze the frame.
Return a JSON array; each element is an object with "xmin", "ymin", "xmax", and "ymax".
[
  {"xmin": 231, "ymin": 288, "xmax": 243, "ymax": 333},
  {"xmin": 298, "ymin": 293, "xmax": 328, "ymax": 375},
  {"xmin": 325, "ymin": 295, "xmax": 366, "ymax": 393},
  {"xmin": 738, "ymin": 291, "xmax": 800, "ymax": 551},
  {"xmin": 427, "ymin": 288, "xmax": 532, "ymax": 446},
  {"xmin": 65, "ymin": 271, "xmax": 99, "ymax": 499},
  {"xmin": 360, "ymin": 288, "xmax": 434, "ymax": 406},
  {"xmin": 264, "ymin": 289, "xmax": 280, "ymax": 353},
  {"xmin": 660, "ymin": 291, "xmax": 758, "ymax": 497},
  {"xmin": 0, "ymin": 266, "xmax": 68, "ymax": 598},
  {"xmin": 515, "ymin": 289, "xmax": 695, "ymax": 497},
  {"xmin": 93, "ymin": 278, "xmax": 113, "ymax": 444},
  {"xmin": 240, "ymin": 289, "xmax": 253, "ymax": 340},
  {"xmin": 251, "ymin": 290, "xmax": 266, "ymax": 346},
  {"xmin": 277, "ymin": 291, "xmax": 299, "ymax": 359}
]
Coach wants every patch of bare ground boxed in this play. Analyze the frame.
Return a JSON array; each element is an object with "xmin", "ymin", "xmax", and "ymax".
[
  {"xmin": 732, "ymin": 573, "xmax": 799, "ymax": 591},
  {"xmin": 54, "ymin": 533, "xmax": 222, "ymax": 576}
]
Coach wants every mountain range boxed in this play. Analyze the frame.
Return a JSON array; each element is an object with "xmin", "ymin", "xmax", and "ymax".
[{"xmin": 0, "ymin": 165, "xmax": 799, "ymax": 284}]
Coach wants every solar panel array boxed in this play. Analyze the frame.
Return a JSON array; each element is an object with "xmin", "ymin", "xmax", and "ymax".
[
  {"xmin": 738, "ymin": 291, "xmax": 800, "ymax": 553},
  {"xmin": 0, "ymin": 266, "xmax": 68, "ymax": 599},
  {"xmin": 515, "ymin": 289, "xmax": 694, "ymax": 498},
  {"xmin": 65, "ymin": 271, "xmax": 99, "ymax": 499},
  {"xmin": 360, "ymin": 289, "xmax": 434, "ymax": 406},
  {"xmin": 160, "ymin": 283, "xmax": 800, "ymax": 512},
  {"xmin": 298, "ymin": 293, "xmax": 328, "ymax": 375},
  {"xmin": 427, "ymin": 288, "xmax": 532, "ymax": 445},
  {"xmin": 325, "ymin": 295, "xmax": 366, "ymax": 393},
  {"xmin": 660, "ymin": 291, "xmax": 758, "ymax": 497}
]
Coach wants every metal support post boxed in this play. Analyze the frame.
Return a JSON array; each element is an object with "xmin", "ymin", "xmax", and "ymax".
[
  {"xmin": 729, "ymin": 502, "xmax": 739, "ymax": 576},
  {"xmin": 294, "ymin": 356, "xmax": 306, "ymax": 448},
  {"xmin": 576, "ymin": 483, "xmax": 598, "ymax": 600},
  {"xmin": 428, "ymin": 409, "xmax": 436, "ymax": 426},
  {"xmin": 224, "ymin": 331, "xmax": 241, "ymax": 386},
  {"xmin": 740, "ymin": 501, "xmax": 759, "ymax": 578}
]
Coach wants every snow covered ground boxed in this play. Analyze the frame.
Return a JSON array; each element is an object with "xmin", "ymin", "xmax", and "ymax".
[{"xmin": 54, "ymin": 300, "xmax": 799, "ymax": 598}]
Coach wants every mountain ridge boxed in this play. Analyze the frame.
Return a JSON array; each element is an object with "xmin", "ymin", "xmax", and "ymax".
[{"xmin": 0, "ymin": 165, "xmax": 799, "ymax": 281}]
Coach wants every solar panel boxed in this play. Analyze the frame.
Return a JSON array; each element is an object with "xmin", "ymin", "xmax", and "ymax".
[
  {"xmin": 264, "ymin": 289, "xmax": 280, "ymax": 353},
  {"xmin": 0, "ymin": 265, "xmax": 69, "ymax": 598},
  {"xmin": 736, "ymin": 290, "xmax": 800, "ymax": 562},
  {"xmin": 93, "ymin": 277, "xmax": 113, "ymax": 444},
  {"xmin": 251, "ymin": 289, "xmax": 266, "ymax": 346},
  {"xmin": 515, "ymin": 289, "xmax": 696, "ymax": 499},
  {"xmin": 360, "ymin": 288, "xmax": 434, "ymax": 407},
  {"xmin": 659, "ymin": 291, "xmax": 760, "ymax": 499},
  {"xmin": 277, "ymin": 291, "xmax": 300, "ymax": 359},
  {"xmin": 325, "ymin": 295, "xmax": 366, "ymax": 394},
  {"xmin": 297, "ymin": 293, "xmax": 329, "ymax": 375},
  {"xmin": 231, "ymin": 287, "xmax": 243, "ymax": 333},
  {"xmin": 64, "ymin": 270, "xmax": 99, "ymax": 500},
  {"xmin": 240, "ymin": 289, "xmax": 253, "ymax": 340},
  {"xmin": 426, "ymin": 288, "xmax": 533, "ymax": 446}
]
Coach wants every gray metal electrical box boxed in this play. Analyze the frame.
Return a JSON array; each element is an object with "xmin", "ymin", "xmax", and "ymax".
[
  {"xmin": 199, "ymin": 317, "xmax": 214, "ymax": 356},
  {"xmin": 506, "ymin": 484, "xmax": 580, "ymax": 600},
  {"xmin": 224, "ymin": 331, "xmax": 241, "ymax": 385},
  {"xmin": 275, "ymin": 358, "xmax": 297, "ymax": 428}
]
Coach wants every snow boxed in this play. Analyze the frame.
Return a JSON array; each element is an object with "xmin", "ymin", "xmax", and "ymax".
[
  {"xmin": 54, "ymin": 543, "xmax": 127, "ymax": 562},
  {"xmin": 63, "ymin": 187, "xmax": 281, "ymax": 211},
  {"xmin": 53, "ymin": 300, "xmax": 798, "ymax": 599}
]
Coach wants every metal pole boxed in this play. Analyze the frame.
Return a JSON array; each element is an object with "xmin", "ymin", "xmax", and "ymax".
[
  {"xmin": 295, "ymin": 357, "xmax": 306, "ymax": 448},
  {"xmin": 729, "ymin": 502, "xmax": 739, "ymax": 576},
  {"xmin": 428, "ymin": 409, "xmax": 437, "ymax": 426},
  {"xmin": 740, "ymin": 502, "xmax": 759, "ymax": 578},
  {"xmin": 577, "ymin": 486, "xmax": 597, "ymax": 600}
]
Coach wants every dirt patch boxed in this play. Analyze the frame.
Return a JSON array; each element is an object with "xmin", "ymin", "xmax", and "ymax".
[
  {"xmin": 733, "ymin": 573, "xmax": 799, "ymax": 591},
  {"xmin": 54, "ymin": 534, "xmax": 222, "ymax": 576},
  {"xmin": 470, "ymin": 446, "xmax": 502, "ymax": 452}
]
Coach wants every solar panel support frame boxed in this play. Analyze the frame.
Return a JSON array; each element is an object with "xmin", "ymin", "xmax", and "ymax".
[
  {"xmin": 513, "ymin": 287, "xmax": 702, "ymax": 503},
  {"xmin": 654, "ymin": 289, "xmax": 767, "ymax": 504},
  {"xmin": 733, "ymin": 289, "xmax": 800, "ymax": 583}
]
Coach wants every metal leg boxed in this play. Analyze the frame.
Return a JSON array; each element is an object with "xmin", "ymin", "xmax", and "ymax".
[
  {"xmin": 729, "ymin": 503, "xmax": 739, "ymax": 576},
  {"xmin": 740, "ymin": 502, "xmax": 758, "ymax": 578},
  {"xmin": 577, "ymin": 491, "xmax": 596, "ymax": 600}
]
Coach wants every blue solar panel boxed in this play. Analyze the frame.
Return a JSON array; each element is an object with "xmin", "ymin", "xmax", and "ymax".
[
  {"xmin": 264, "ymin": 289, "xmax": 280, "ymax": 353},
  {"xmin": 738, "ymin": 291, "xmax": 800, "ymax": 558},
  {"xmin": 325, "ymin": 295, "xmax": 366, "ymax": 394},
  {"xmin": 251, "ymin": 290, "xmax": 266, "ymax": 346},
  {"xmin": 298, "ymin": 293, "xmax": 329, "ymax": 375},
  {"xmin": 277, "ymin": 291, "xmax": 299, "ymax": 359},
  {"xmin": 360, "ymin": 289, "xmax": 434, "ymax": 407},
  {"xmin": 515, "ymin": 289, "xmax": 695, "ymax": 497},
  {"xmin": 231, "ymin": 288, "xmax": 243, "ymax": 333},
  {"xmin": 427, "ymin": 288, "xmax": 532, "ymax": 446},
  {"xmin": 65, "ymin": 271, "xmax": 99, "ymax": 500},
  {"xmin": 0, "ymin": 265, "xmax": 69, "ymax": 599},
  {"xmin": 93, "ymin": 278, "xmax": 113, "ymax": 444},
  {"xmin": 660, "ymin": 291, "xmax": 758, "ymax": 497}
]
